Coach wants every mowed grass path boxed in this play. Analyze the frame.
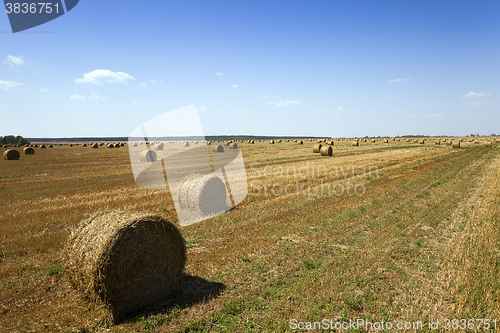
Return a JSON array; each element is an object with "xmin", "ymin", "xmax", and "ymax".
[{"xmin": 0, "ymin": 142, "xmax": 498, "ymax": 332}]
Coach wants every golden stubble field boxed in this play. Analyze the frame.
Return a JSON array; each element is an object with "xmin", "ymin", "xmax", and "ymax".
[{"xmin": 0, "ymin": 138, "xmax": 499, "ymax": 332}]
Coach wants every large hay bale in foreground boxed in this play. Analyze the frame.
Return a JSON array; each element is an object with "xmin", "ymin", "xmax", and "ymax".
[
  {"xmin": 452, "ymin": 142, "xmax": 461, "ymax": 148},
  {"xmin": 178, "ymin": 174, "xmax": 228, "ymax": 216},
  {"xmin": 3, "ymin": 149, "xmax": 20, "ymax": 160},
  {"xmin": 65, "ymin": 211, "xmax": 186, "ymax": 322},
  {"xmin": 139, "ymin": 150, "xmax": 157, "ymax": 162},
  {"xmin": 24, "ymin": 147, "xmax": 35, "ymax": 154},
  {"xmin": 211, "ymin": 144, "xmax": 224, "ymax": 152},
  {"xmin": 320, "ymin": 145, "xmax": 333, "ymax": 156},
  {"xmin": 313, "ymin": 144, "xmax": 322, "ymax": 153}
]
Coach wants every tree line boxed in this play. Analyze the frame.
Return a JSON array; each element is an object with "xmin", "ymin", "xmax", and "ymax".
[{"xmin": 0, "ymin": 135, "xmax": 30, "ymax": 146}]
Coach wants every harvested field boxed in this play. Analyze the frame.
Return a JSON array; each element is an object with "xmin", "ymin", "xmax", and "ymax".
[{"xmin": 0, "ymin": 140, "xmax": 499, "ymax": 331}]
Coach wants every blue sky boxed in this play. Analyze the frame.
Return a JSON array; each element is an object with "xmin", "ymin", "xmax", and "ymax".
[{"xmin": 0, "ymin": 0, "xmax": 498, "ymax": 138}]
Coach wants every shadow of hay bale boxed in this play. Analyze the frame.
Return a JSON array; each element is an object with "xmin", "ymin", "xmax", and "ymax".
[{"xmin": 122, "ymin": 274, "xmax": 226, "ymax": 324}]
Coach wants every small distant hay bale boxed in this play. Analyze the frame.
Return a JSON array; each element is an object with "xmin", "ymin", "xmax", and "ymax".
[
  {"xmin": 211, "ymin": 144, "xmax": 224, "ymax": 153},
  {"xmin": 269, "ymin": 140, "xmax": 275, "ymax": 144},
  {"xmin": 48, "ymin": 144, "xmax": 53, "ymax": 148},
  {"xmin": 82, "ymin": 143, "xmax": 87, "ymax": 147},
  {"xmin": 397, "ymin": 138, "xmax": 401, "ymax": 141},
  {"xmin": 183, "ymin": 142, "xmax": 190, "ymax": 147},
  {"xmin": 313, "ymin": 144, "xmax": 322, "ymax": 153},
  {"xmin": 156, "ymin": 143, "xmax": 164, "ymax": 150},
  {"xmin": 59, "ymin": 144, "xmax": 63, "ymax": 146},
  {"xmin": 120, "ymin": 143, "xmax": 125, "ymax": 147},
  {"xmin": 107, "ymin": 144, "xmax": 114, "ymax": 148},
  {"xmin": 452, "ymin": 142, "xmax": 461, "ymax": 148},
  {"xmin": 384, "ymin": 139, "xmax": 389, "ymax": 143},
  {"xmin": 435, "ymin": 141, "xmax": 440, "ymax": 145},
  {"xmin": 178, "ymin": 174, "xmax": 228, "ymax": 216},
  {"xmin": 419, "ymin": 140, "xmax": 425, "ymax": 144},
  {"xmin": 92, "ymin": 143, "xmax": 99, "ymax": 149},
  {"xmin": 484, "ymin": 141, "xmax": 492, "ymax": 147},
  {"xmin": 352, "ymin": 141, "xmax": 359, "ymax": 147},
  {"xmin": 474, "ymin": 140, "xmax": 479, "ymax": 144},
  {"xmin": 24, "ymin": 147, "xmax": 35, "ymax": 154},
  {"xmin": 24, "ymin": 144, "xmax": 30, "ymax": 147},
  {"xmin": 228, "ymin": 143, "xmax": 238, "ymax": 149},
  {"xmin": 447, "ymin": 141, "xmax": 452, "ymax": 145},
  {"xmin": 298, "ymin": 140, "xmax": 303, "ymax": 145},
  {"xmin": 2, "ymin": 144, "xmax": 9, "ymax": 148},
  {"xmin": 277, "ymin": 140, "xmax": 282, "ymax": 143},
  {"xmin": 114, "ymin": 143, "xmax": 121, "ymax": 148},
  {"xmin": 132, "ymin": 142, "xmax": 137, "ymax": 147},
  {"xmin": 40, "ymin": 144, "xmax": 47, "ymax": 149},
  {"xmin": 65, "ymin": 211, "xmax": 186, "ymax": 323},
  {"xmin": 69, "ymin": 144, "xmax": 74, "ymax": 147},
  {"xmin": 99, "ymin": 143, "xmax": 104, "ymax": 146},
  {"xmin": 320, "ymin": 145, "xmax": 333, "ymax": 156},
  {"xmin": 250, "ymin": 140, "xmax": 254, "ymax": 144},
  {"xmin": 139, "ymin": 150, "xmax": 157, "ymax": 162},
  {"xmin": 371, "ymin": 139, "xmax": 376, "ymax": 143},
  {"xmin": 3, "ymin": 149, "xmax": 20, "ymax": 160}
]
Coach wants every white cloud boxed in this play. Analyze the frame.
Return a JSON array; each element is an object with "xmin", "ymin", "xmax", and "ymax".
[
  {"xmin": 334, "ymin": 112, "xmax": 342, "ymax": 116},
  {"xmin": 337, "ymin": 106, "xmax": 344, "ymax": 111},
  {"xmin": 216, "ymin": 72, "xmax": 224, "ymax": 77},
  {"xmin": 4, "ymin": 55, "xmax": 23, "ymax": 66},
  {"xmin": 0, "ymin": 80, "xmax": 22, "ymax": 90},
  {"xmin": 90, "ymin": 93, "xmax": 106, "ymax": 100},
  {"xmin": 389, "ymin": 78, "xmax": 410, "ymax": 82},
  {"xmin": 463, "ymin": 91, "xmax": 489, "ymax": 98},
  {"xmin": 150, "ymin": 79, "xmax": 163, "ymax": 84},
  {"xmin": 276, "ymin": 100, "xmax": 300, "ymax": 107},
  {"xmin": 410, "ymin": 114, "xmax": 417, "ymax": 117},
  {"xmin": 232, "ymin": 84, "xmax": 239, "ymax": 88},
  {"xmin": 40, "ymin": 87, "xmax": 49, "ymax": 92},
  {"xmin": 75, "ymin": 70, "xmax": 135, "ymax": 85},
  {"xmin": 131, "ymin": 100, "xmax": 139, "ymax": 104},
  {"xmin": 196, "ymin": 106, "xmax": 208, "ymax": 112},
  {"xmin": 139, "ymin": 83, "xmax": 148, "ymax": 87},
  {"xmin": 262, "ymin": 95, "xmax": 268, "ymax": 98},
  {"xmin": 265, "ymin": 101, "xmax": 274, "ymax": 105},
  {"xmin": 70, "ymin": 94, "xmax": 87, "ymax": 100},
  {"xmin": 70, "ymin": 93, "xmax": 106, "ymax": 100}
]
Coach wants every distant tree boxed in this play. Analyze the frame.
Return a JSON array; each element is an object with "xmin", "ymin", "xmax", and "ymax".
[{"xmin": 0, "ymin": 135, "xmax": 30, "ymax": 145}]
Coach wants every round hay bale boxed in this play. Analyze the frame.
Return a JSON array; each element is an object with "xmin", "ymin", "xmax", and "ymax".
[
  {"xmin": 24, "ymin": 147, "xmax": 35, "ymax": 154},
  {"xmin": 139, "ymin": 150, "xmax": 157, "ymax": 162},
  {"xmin": 69, "ymin": 144, "xmax": 74, "ymax": 147},
  {"xmin": 298, "ymin": 140, "xmax": 303, "ymax": 145},
  {"xmin": 132, "ymin": 142, "xmax": 138, "ymax": 147},
  {"xmin": 120, "ymin": 143, "xmax": 125, "ymax": 147},
  {"xmin": 250, "ymin": 140, "xmax": 254, "ymax": 144},
  {"xmin": 313, "ymin": 144, "xmax": 322, "ymax": 153},
  {"xmin": 183, "ymin": 142, "xmax": 190, "ymax": 147},
  {"xmin": 320, "ymin": 145, "xmax": 333, "ymax": 156},
  {"xmin": 435, "ymin": 141, "xmax": 440, "ymax": 145},
  {"xmin": 228, "ymin": 143, "xmax": 238, "ymax": 149},
  {"xmin": 452, "ymin": 142, "xmax": 461, "ymax": 148},
  {"xmin": 277, "ymin": 139, "xmax": 282, "ymax": 143},
  {"xmin": 269, "ymin": 140, "xmax": 275, "ymax": 144},
  {"xmin": 99, "ymin": 143, "xmax": 104, "ymax": 146},
  {"xmin": 48, "ymin": 144, "xmax": 53, "ymax": 148},
  {"xmin": 371, "ymin": 139, "xmax": 376, "ymax": 143},
  {"xmin": 474, "ymin": 140, "xmax": 479, "ymax": 144},
  {"xmin": 2, "ymin": 144, "xmax": 9, "ymax": 148},
  {"xmin": 92, "ymin": 143, "xmax": 99, "ymax": 149},
  {"xmin": 484, "ymin": 141, "xmax": 492, "ymax": 147},
  {"xmin": 419, "ymin": 140, "xmax": 425, "ymax": 144},
  {"xmin": 24, "ymin": 144, "xmax": 30, "ymax": 147},
  {"xmin": 82, "ymin": 143, "xmax": 87, "ymax": 147},
  {"xmin": 384, "ymin": 139, "xmax": 389, "ymax": 143},
  {"xmin": 211, "ymin": 144, "xmax": 224, "ymax": 153},
  {"xmin": 3, "ymin": 149, "xmax": 20, "ymax": 160},
  {"xmin": 178, "ymin": 174, "xmax": 228, "ymax": 216},
  {"xmin": 156, "ymin": 143, "xmax": 164, "ymax": 151},
  {"xmin": 352, "ymin": 141, "xmax": 359, "ymax": 147},
  {"xmin": 65, "ymin": 211, "xmax": 186, "ymax": 322},
  {"xmin": 107, "ymin": 144, "xmax": 114, "ymax": 148},
  {"xmin": 59, "ymin": 144, "xmax": 63, "ymax": 146},
  {"xmin": 447, "ymin": 141, "xmax": 452, "ymax": 145},
  {"xmin": 40, "ymin": 144, "xmax": 46, "ymax": 149},
  {"xmin": 114, "ymin": 143, "xmax": 121, "ymax": 148}
]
